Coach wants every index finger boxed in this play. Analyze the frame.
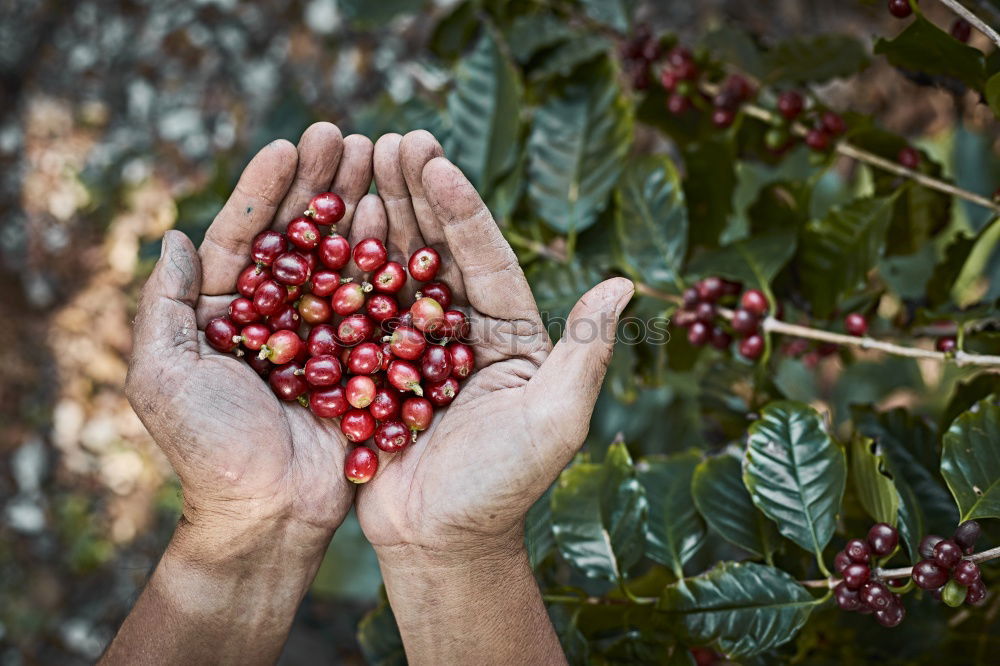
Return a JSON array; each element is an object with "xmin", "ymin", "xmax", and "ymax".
[
  {"xmin": 198, "ymin": 140, "xmax": 299, "ymax": 295},
  {"xmin": 421, "ymin": 157, "xmax": 539, "ymax": 323}
]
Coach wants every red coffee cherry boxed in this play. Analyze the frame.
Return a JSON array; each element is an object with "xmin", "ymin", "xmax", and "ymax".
[{"xmin": 344, "ymin": 446, "xmax": 378, "ymax": 483}]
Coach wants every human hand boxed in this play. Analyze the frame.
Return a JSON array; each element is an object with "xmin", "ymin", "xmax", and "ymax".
[
  {"xmin": 354, "ymin": 131, "xmax": 634, "ymax": 563},
  {"xmin": 126, "ymin": 123, "xmax": 376, "ymax": 562}
]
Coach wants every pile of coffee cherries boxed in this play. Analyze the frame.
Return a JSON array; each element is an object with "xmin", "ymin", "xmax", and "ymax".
[
  {"xmin": 203, "ymin": 191, "xmax": 474, "ymax": 484},
  {"xmin": 833, "ymin": 523, "xmax": 907, "ymax": 627},
  {"xmin": 911, "ymin": 521, "xmax": 987, "ymax": 608}
]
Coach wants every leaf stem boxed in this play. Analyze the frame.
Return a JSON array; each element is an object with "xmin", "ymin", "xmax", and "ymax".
[
  {"xmin": 938, "ymin": 0, "xmax": 1000, "ymax": 51},
  {"xmin": 800, "ymin": 544, "xmax": 1000, "ymax": 588},
  {"xmin": 702, "ymin": 83, "xmax": 1000, "ymax": 215}
]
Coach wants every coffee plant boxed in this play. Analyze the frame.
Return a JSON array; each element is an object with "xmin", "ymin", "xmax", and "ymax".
[{"xmin": 350, "ymin": 1, "xmax": 1000, "ymax": 663}]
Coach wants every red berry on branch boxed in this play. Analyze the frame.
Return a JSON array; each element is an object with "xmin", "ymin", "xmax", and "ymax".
[
  {"xmin": 888, "ymin": 0, "xmax": 913, "ymax": 19},
  {"xmin": 966, "ymin": 580, "xmax": 988, "ymax": 606},
  {"xmin": 660, "ymin": 68, "xmax": 680, "ymax": 92},
  {"xmin": 843, "ymin": 563, "xmax": 871, "ymax": 590},
  {"xmin": 696, "ymin": 277, "xmax": 724, "ymax": 303},
  {"xmin": 694, "ymin": 302, "xmax": 716, "ymax": 324},
  {"xmin": 688, "ymin": 321, "xmax": 709, "ymax": 346},
  {"xmin": 835, "ymin": 582, "xmax": 862, "ymax": 611},
  {"xmin": 712, "ymin": 108, "xmax": 735, "ymax": 129},
  {"xmin": 845, "ymin": 313, "xmax": 869, "ymax": 337},
  {"xmin": 951, "ymin": 18, "xmax": 972, "ymax": 42},
  {"xmin": 867, "ymin": 523, "xmax": 899, "ymax": 556},
  {"xmin": 821, "ymin": 111, "xmax": 846, "ymax": 136},
  {"xmin": 738, "ymin": 334, "xmax": 765, "ymax": 360},
  {"xmin": 344, "ymin": 446, "xmax": 378, "ymax": 483},
  {"xmin": 954, "ymin": 520, "xmax": 981, "ymax": 553},
  {"xmin": 834, "ymin": 551, "xmax": 852, "ymax": 574},
  {"xmin": 936, "ymin": 337, "xmax": 957, "ymax": 353},
  {"xmin": 668, "ymin": 46, "xmax": 693, "ymax": 67},
  {"xmin": 953, "ymin": 560, "xmax": 981, "ymax": 586},
  {"xmin": 731, "ymin": 309, "xmax": 760, "ymax": 337},
  {"xmin": 919, "ymin": 534, "xmax": 944, "ymax": 559},
  {"xmin": 805, "ymin": 128, "xmax": 830, "ymax": 152},
  {"xmin": 845, "ymin": 538, "xmax": 872, "ymax": 563},
  {"xmin": 667, "ymin": 93, "xmax": 691, "ymax": 115},
  {"xmin": 740, "ymin": 289, "xmax": 768, "ymax": 316},
  {"xmin": 306, "ymin": 192, "xmax": 346, "ymax": 226},
  {"xmin": 898, "ymin": 146, "xmax": 920, "ymax": 169},
  {"xmin": 682, "ymin": 287, "xmax": 699, "ymax": 308},
  {"xmin": 874, "ymin": 598, "xmax": 905, "ymax": 627},
  {"xmin": 860, "ymin": 581, "xmax": 893, "ymax": 611},
  {"xmin": 777, "ymin": 90, "xmax": 804, "ymax": 120},
  {"xmin": 933, "ymin": 540, "xmax": 963, "ymax": 568},
  {"xmin": 912, "ymin": 559, "xmax": 949, "ymax": 590},
  {"xmin": 709, "ymin": 327, "xmax": 732, "ymax": 350}
]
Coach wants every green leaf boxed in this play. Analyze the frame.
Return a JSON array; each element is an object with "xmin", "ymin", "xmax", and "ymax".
[
  {"xmin": 506, "ymin": 13, "xmax": 575, "ymax": 63},
  {"xmin": 528, "ymin": 59, "xmax": 632, "ymax": 234},
  {"xmin": 692, "ymin": 453, "xmax": 779, "ymax": 560},
  {"xmin": 447, "ymin": 29, "xmax": 523, "ymax": 194},
  {"xmin": 797, "ymin": 195, "xmax": 896, "ymax": 319},
  {"xmin": 578, "ymin": 0, "xmax": 637, "ymax": 33},
  {"xmin": 528, "ymin": 36, "xmax": 611, "ymax": 82},
  {"xmin": 943, "ymin": 373, "xmax": 1000, "ymax": 431},
  {"xmin": 682, "ymin": 137, "xmax": 737, "ymax": 247},
  {"xmin": 430, "ymin": 0, "xmax": 480, "ymax": 60},
  {"xmin": 687, "ymin": 231, "xmax": 797, "ymax": 289},
  {"xmin": 357, "ymin": 601, "xmax": 406, "ymax": 666},
  {"xmin": 614, "ymin": 156, "xmax": 688, "ymax": 290},
  {"xmin": 850, "ymin": 435, "xmax": 900, "ymax": 526},
  {"xmin": 928, "ymin": 232, "xmax": 977, "ymax": 307},
  {"xmin": 763, "ymin": 35, "xmax": 869, "ymax": 85},
  {"xmin": 552, "ymin": 440, "xmax": 648, "ymax": 583},
  {"xmin": 637, "ymin": 452, "xmax": 705, "ymax": 577},
  {"xmin": 941, "ymin": 398, "xmax": 1000, "ymax": 521},
  {"xmin": 951, "ymin": 217, "xmax": 1000, "ymax": 308},
  {"xmin": 744, "ymin": 401, "xmax": 846, "ymax": 561},
  {"xmin": 702, "ymin": 26, "xmax": 765, "ymax": 79},
  {"xmin": 874, "ymin": 14, "xmax": 986, "ymax": 91},
  {"xmin": 526, "ymin": 485, "xmax": 555, "ymax": 569},
  {"xmin": 659, "ymin": 561, "xmax": 818, "ymax": 658},
  {"xmin": 339, "ymin": 0, "xmax": 424, "ymax": 26},
  {"xmin": 526, "ymin": 259, "xmax": 604, "ymax": 331}
]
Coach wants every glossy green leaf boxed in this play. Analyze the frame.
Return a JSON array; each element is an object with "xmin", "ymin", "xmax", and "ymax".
[
  {"xmin": 692, "ymin": 453, "xmax": 779, "ymax": 560},
  {"xmin": 526, "ymin": 260, "xmax": 604, "ymax": 331},
  {"xmin": 659, "ymin": 561, "xmax": 818, "ymax": 658},
  {"xmin": 687, "ymin": 231, "xmax": 797, "ymax": 289},
  {"xmin": 552, "ymin": 440, "xmax": 648, "ymax": 582},
  {"xmin": 702, "ymin": 26, "xmax": 765, "ymax": 78},
  {"xmin": 941, "ymin": 398, "xmax": 1000, "ymax": 521},
  {"xmin": 928, "ymin": 232, "xmax": 977, "ymax": 307},
  {"xmin": 637, "ymin": 452, "xmax": 705, "ymax": 577},
  {"xmin": 506, "ymin": 13, "xmax": 575, "ymax": 63},
  {"xmin": 744, "ymin": 401, "xmax": 846, "ymax": 560},
  {"xmin": 763, "ymin": 35, "xmax": 869, "ymax": 85},
  {"xmin": 797, "ymin": 195, "xmax": 896, "ymax": 319},
  {"xmin": 430, "ymin": 1, "xmax": 480, "ymax": 60},
  {"xmin": 850, "ymin": 435, "xmax": 900, "ymax": 526},
  {"xmin": 529, "ymin": 36, "xmax": 611, "ymax": 81},
  {"xmin": 683, "ymin": 137, "xmax": 737, "ymax": 248},
  {"xmin": 357, "ymin": 601, "xmax": 406, "ymax": 666},
  {"xmin": 942, "ymin": 373, "xmax": 1000, "ymax": 431},
  {"xmin": 339, "ymin": 0, "xmax": 424, "ymax": 25},
  {"xmin": 578, "ymin": 0, "xmax": 637, "ymax": 33},
  {"xmin": 614, "ymin": 156, "xmax": 688, "ymax": 290},
  {"xmin": 874, "ymin": 15, "xmax": 986, "ymax": 91},
  {"xmin": 447, "ymin": 29, "xmax": 522, "ymax": 194},
  {"xmin": 528, "ymin": 59, "xmax": 632, "ymax": 233},
  {"xmin": 526, "ymin": 485, "xmax": 555, "ymax": 569}
]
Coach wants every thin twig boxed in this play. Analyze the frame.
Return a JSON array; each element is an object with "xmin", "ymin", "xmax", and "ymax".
[
  {"xmin": 939, "ymin": 0, "xmax": 1000, "ymax": 51},
  {"xmin": 732, "ymin": 95, "xmax": 1000, "ymax": 215},
  {"xmin": 801, "ymin": 544, "xmax": 1000, "ymax": 589}
]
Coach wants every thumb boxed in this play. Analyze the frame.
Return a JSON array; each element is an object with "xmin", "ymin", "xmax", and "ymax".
[
  {"xmin": 128, "ymin": 230, "xmax": 202, "ymax": 392},
  {"xmin": 523, "ymin": 277, "xmax": 634, "ymax": 464}
]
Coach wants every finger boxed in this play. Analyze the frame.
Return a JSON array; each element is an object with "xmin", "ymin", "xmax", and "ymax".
[
  {"xmin": 271, "ymin": 122, "xmax": 345, "ymax": 231},
  {"xmin": 343, "ymin": 194, "xmax": 388, "ymax": 282},
  {"xmin": 523, "ymin": 278, "xmax": 634, "ymax": 464},
  {"xmin": 195, "ymin": 293, "xmax": 233, "ymax": 329},
  {"xmin": 399, "ymin": 130, "xmax": 446, "ymax": 246},
  {"xmin": 328, "ymin": 134, "xmax": 374, "ymax": 240},
  {"xmin": 373, "ymin": 133, "xmax": 425, "ymax": 263},
  {"xmin": 422, "ymin": 157, "xmax": 536, "ymax": 320},
  {"xmin": 199, "ymin": 140, "xmax": 298, "ymax": 295},
  {"xmin": 127, "ymin": 231, "xmax": 203, "ymax": 405}
]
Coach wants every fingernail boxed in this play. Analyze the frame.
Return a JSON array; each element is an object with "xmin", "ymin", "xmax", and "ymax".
[
  {"xmin": 613, "ymin": 281, "xmax": 635, "ymax": 317},
  {"xmin": 159, "ymin": 234, "xmax": 169, "ymax": 260}
]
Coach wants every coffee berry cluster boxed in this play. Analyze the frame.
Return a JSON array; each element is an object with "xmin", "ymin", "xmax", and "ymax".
[
  {"xmin": 203, "ymin": 191, "xmax": 475, "ymax": 484},
  {"xmin": 672, "ymin": 277, "xmax": 765, "ymax": 360},
  {"xmin": 912, "ymin": 521, "xmax": 987, "ymax": 608},
  {"xmin": 833, "ymin": 523, "xmax": 906, "ymax": 628}
]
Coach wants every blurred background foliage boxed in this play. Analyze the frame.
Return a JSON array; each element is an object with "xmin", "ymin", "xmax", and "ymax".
[{"xmin": 3, "ymin": 0, "xmax": 1000, "ymax": 663}]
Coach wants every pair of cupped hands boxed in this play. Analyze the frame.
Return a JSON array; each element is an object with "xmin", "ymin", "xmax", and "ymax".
[{"xmin": 128, "ymin": 123, "xmax": 634, "ymax": 577}]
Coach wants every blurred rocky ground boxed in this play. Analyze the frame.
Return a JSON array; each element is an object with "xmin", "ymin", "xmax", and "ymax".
[{"xmin": 0, "ymin": 0, "xmax": 990, "ymax": 663}]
